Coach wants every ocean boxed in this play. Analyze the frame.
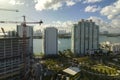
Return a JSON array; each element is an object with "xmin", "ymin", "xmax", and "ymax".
[{"xmin": 33, "ymin": 36, "xmax": 120, "ymax": 54}]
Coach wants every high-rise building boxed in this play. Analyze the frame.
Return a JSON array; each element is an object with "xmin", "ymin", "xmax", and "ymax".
[
  {"xmin": 71, "ymin": 19, "xmax": 99, "ymax": 55},
  {"xmin": 0, "ymin": 37, "xmax": 30, "ymax": 80},
  {"xmin": 0, "ymin": 25, "xmax": 33, "ymax": 80},
  {"xmin": 43, "ymin": 27, "xmax": 58, "ymax": 56}
]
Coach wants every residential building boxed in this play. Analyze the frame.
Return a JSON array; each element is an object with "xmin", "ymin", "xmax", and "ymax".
[
  {"xmin": 71, "ymin": 19, "xmax": 99, "ymax": 55},
  {"xmin": 111, "ymin": 43, "xmax": 120, "ymax": 54},
  {"xmin": 58, "ymin": 30, "xmax": 66, "ymax": 34},
  {"xmin": 100, "ymin": 41, "xmax": 120, "ymax": 54},
  {"xmin": 43, "ymin": 27, "xmax": 58, "ymax": 56}
]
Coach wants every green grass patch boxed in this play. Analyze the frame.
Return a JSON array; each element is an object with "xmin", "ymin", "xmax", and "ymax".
[{"xmin": 92, "ymin": 64, "xmax": 119, "ymax": 76}]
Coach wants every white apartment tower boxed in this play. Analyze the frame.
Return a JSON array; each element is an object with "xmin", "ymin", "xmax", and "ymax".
[
  {"xmin": 43, "ymin": 27, "xmax": 58, "ymax": 56},
  {"xmin": 71, "ymin": 19, "xmax": 99, "ymax": 55}
]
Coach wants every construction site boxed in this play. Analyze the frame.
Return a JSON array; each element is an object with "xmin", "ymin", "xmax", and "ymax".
[
  {"xmin": 0, "ymin": 37, "xmax": 30, "ymax": 80},
  {"xmin": 0, "ymin": 8, "xmax": 43, "ymax": 80}
]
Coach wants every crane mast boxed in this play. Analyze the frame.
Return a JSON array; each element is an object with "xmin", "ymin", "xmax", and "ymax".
[{"xmin": 22, "ymin": 16, "xmax": 27, "ymax": 80}]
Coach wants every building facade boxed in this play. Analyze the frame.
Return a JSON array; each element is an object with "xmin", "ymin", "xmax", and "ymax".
[
  {"xmin": 43, "ymin": 27, "xmax": 58, "ymax": 56},
  {"xmin": 17, "ymin": 25, "xmax": 33, "ymax": 56},
  {"xmin": 111, "ymin": 43, "xmax": 120, "ymax": 54},
  {"xmin": 0, "ymin": 38, "xmax": 30, "ymax": 80},
  {"xmin": 71, "ymin": 19, "xmax": 99, "ymax": 55},
  {"xmin": 100, "ymin": 41, "xmax": 120, "ymax": 54},
  {"xmin": 0, "ymin": 25, "xmax": 33, "ymax": 80}
]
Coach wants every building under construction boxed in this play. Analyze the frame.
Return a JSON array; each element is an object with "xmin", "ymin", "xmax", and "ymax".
[{"xmin": 0, "ymin": 25, "xmax": 33, "ymax": 80}]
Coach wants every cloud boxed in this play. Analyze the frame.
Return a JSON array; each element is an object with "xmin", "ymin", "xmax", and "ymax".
[
  {"xmin": 85, "ymin": 5, "xmax": 101, "ymax": 12},
  {"xmin": 45, "ymin": 21, "xmax": 75, "ymax": 28},
  {"xmin": 0, "ymin": 0, "xmax": 25, "ymax": 6},
  {"xmin": 88, "ymin": 16, "xmax": 120, "ymax": 33},
  {"xmin": 66, "ymin": 1, "xmax": 76, "ymax": 6},
  {"xmin": 100, "ymin": 0, "xmax": 120, "ymax": 19},
  {"xmin": 35, "ymin": 0, "xmax": 62, "ymax": 11},
  {"xmin": 83, "ymin": 0, "xmax": 102, "ymax": 3},
  {"xmin": 34, "ymin": 20, "xmax": 75, "ymax": 32},
  {"xmin": 34, "ymin": 0, "xmax": 81, "ymax": 11},
  {"xmin": 9, "ymin": 0, "xmax": 24, "ymax": 5},
  {"xmin": 100, "ymin": 0, "xmax": 120, "ymax": 33},
  {"xmin": 35, "ymin": 17, "xmax": 120, "ymax": 33},
  {"xmin": 111, "ymin": 19, "xmax": 120, "ymax": 28}
]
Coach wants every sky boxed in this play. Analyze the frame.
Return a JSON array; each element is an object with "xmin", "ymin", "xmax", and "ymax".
[{"xmin": 0, "ymin": 0, "xmax": 120, "ymax": 33}]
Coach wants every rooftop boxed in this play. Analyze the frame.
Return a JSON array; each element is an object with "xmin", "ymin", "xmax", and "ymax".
[{"xmin": 63, "ymin": 67, "xmax": 80, "ymax": 76}]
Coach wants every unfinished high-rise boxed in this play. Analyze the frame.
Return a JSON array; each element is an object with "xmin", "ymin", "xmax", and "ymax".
[{"xmin": 0, "ymin": 25, "xmax": 33, "ymax": 80}]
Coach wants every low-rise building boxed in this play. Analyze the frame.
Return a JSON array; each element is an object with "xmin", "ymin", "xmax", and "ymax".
[
  {"xmin": 100, "ymin": 41, "xmax": 120, "ymax": 54},
  {"xmin": 110, "ymin": 43, "xmax": 120, "ymax": 54}
]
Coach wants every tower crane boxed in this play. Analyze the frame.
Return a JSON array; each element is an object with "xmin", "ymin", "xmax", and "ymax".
[{"xmin": 0, "ymin": 16, "xmax": 43, "ymax": 80}]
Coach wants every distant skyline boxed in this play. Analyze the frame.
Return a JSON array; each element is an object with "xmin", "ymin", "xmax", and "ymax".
[{"xmin": 0, "ymin": 0, "xmax": 119, "ymax": 33}]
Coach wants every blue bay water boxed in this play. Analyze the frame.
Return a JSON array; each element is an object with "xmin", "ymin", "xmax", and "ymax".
[{"xmin": 33, "ymin": 36, "xmax": 120, "ymax": 54}]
